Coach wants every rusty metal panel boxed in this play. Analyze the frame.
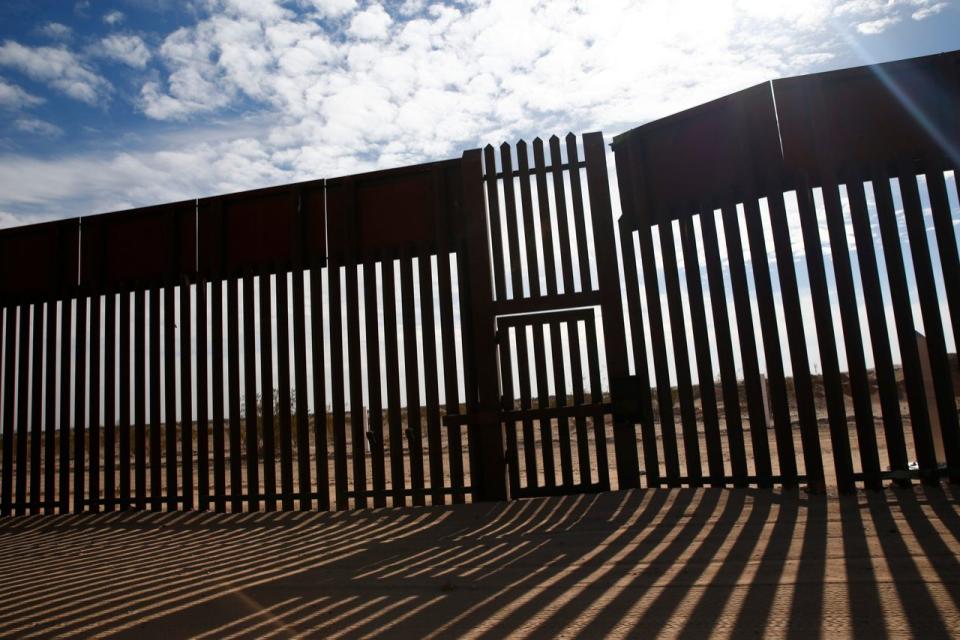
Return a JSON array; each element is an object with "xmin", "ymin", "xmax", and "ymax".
[
  {"xmin": 325, "ymin": 159, "xmax": 462, "ymax": 261},
  {"xmin": 81, "ymin": 201, "xmax": 195, "ymax": 291},
  {"xmin": 776, "ymin": 51, "xmax": 960, "ymax": 175},
  {"xmin": 0, "ymin": 218, "xmax": 79, "ymax": 301},
  {"xmin": 301, "ymin": 181, "xmax": 327, "ymax": 264},
  {"xmin": 198, "ymin": 184, "xmax": 307, "ymax": 277},
  {"xmin": 612, "ymin": 83, "xmax": 780, "ymax": 225}
]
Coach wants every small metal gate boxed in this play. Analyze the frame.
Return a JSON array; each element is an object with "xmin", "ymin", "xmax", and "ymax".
[
  {"xmin": 449, "ymin": 132, "xmax": 640, "ymax": 500},
  {"xmin": 496, "ymin": 309, "xmax": 610, "ymax": 497}
]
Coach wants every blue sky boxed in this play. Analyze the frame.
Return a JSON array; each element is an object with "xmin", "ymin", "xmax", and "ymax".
[{"xmin": 0, "ymin": 0, "xmax": 957, "ymax": 226}]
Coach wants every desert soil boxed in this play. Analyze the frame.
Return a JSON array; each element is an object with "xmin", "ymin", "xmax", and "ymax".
[{"xmin": 0, "ymin": 483, "xmax": 957, "ymax": 638}]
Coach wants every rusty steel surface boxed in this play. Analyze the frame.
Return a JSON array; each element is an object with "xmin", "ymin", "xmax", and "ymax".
[
  {"xmin": 614, "ymin": 50, "xmax": 960, "ymax": 227},
  {"xmin": 81, "ymin": 201, "xmax": 195, "ymax": 291},
  {"xmin": 0, "ymin": 218, "xmax": 79, "ymax": 303}
]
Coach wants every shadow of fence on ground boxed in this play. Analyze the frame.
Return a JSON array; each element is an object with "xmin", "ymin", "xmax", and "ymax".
[{"xmin": 0, "ymin": 486, "xmax": 957, "ymax": 638}]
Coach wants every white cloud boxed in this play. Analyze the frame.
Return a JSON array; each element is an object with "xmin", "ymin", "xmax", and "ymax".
[
  {"xmin": 103, "ymin": 10, "xmax": 125, "ymax": 25},
  {"xmin": 347, "ymin": 3, "xmax": 392, "ymax": 40},
  {"xmin": 0, "ymin": 78, "xmax": 44, "ymax": 109},
  {"xmin": 212, "ymin": 0, "xmax": 292, "ymax": 21},
  {"xmin": 95, "ymin": 34, "xmax": 152, "ymax": 68},
  {"xmin": 0, "ymin": 41, "xmax": 111, "ymax": 104},
  {"xmin": 301, "ymin": 0, "xmax": 357, "ymax": 17},
  {"xmin": 0, "ymin": 133, "xmax": 290, "ymax": 218},
  {"xmin": 398, "ymin": 0, "xmax": 426, "ymax": 16},
  {"xmin": 14, "ymin": 117, "xmax": 63, "ymax": 137},
  {"xmin": 1, "ymin": 0, "xmax": 953, "ymax": 225},
  {"xmin": 39, "ymin": 22, "xmax": 73, "ymax": 40},
  {"xmin": 834, "ymin": 0, "xmax": 893, "ymax": 16},
  {"xmin": 836, "ymin": 0, "xmax": 951, "ymax": 25},
  {"xmin": 912, "ymin": 1, "xmax": 948, "ymax": 20},
  {"xmin": 856, "ymin": 15, "xmax": 901, "ymax": 33}
]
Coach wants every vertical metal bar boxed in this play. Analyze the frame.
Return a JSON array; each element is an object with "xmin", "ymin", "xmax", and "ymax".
[
  {"xmin": 30, "ymin": 303, "xmax": 43, "ymax": 514},
  {"xmin": 309, "ymin": 261, "xmax": 329, "ymax": 510},
  {"xmin": 721, "ymin": 202, "xmax": 772, "ymax": 487},
  {"xmin": 15, "ymin": 305, "xmax": 29, "ymax": 514},
  {"xmin": 180, "ymin": 281, "xmax": 193, "ymax": 510},
  {"xmin": 149, "ymin": 287, "xmax": 162, "ymax": 510},
  {"xmin": 566, "ymin": 134, "xmax": 592, "ymax": 291},
  {"xmin": 550, "ymin": 135, "xmax": 575, "ymax": 293},
  {"xmin": 767, "ymin": 190, "xmax": 825, "ymax": 491},
  {"xmin": 637, "ymin": 224, "xmax": 682, "ymax": 485},
  {"xmin": 437, "ymin": 253, "xmax": 464, "ymax": 502},
  {"xmin": 0, "ymin": 310, "xmax": 5, "ymax": 515},
  {"xmin": 821, "ymin": 180, "xmax": 881, "ymax": 489},
  {"xmin": 514, "ymin": 325, "xmax": 538, "ymax": 489},
  {"xmin": 456, "ymin": 245, "xmax": 482, "ymax": 496},
  {"xmin": 498, "ymin": 326, "xmax": 521, "ymax": 497},
  {"xmin": 461, "ymin": 148, "xmax": 507, "ymax": 502},
  {"xmin": 925, "ymin": 168, "xmax": 960, "ymax": 366},
  {"xmin": 44, "ymin": 302, "xmax": 58, "ymax": 514},
  {"xmin": 567, "ymin": 321, "xmax": 592, "ymax": 486},
  {"xmin": 134, "ymin": 289, "xmax": 145, "ymax": 510},
  {"xmin": 500, "ymin": 143, "xmax": 524, "ymax": 298},
  {"xmin": 59, "ymin": 299, "xmax": 72, "ymax": 514},
  {"xmin": 679, "ymin": 217, "xmax": 725, "ymax": 487},
  {"xmin": 516, "ymin": 141, "xmax": 542, "ymax": 297},
  {"xmin": 658, "ymin": 218, "xmax": 702, "ymax": 485},
  {"xmin": 292, "ymin": 268, "xmax": 312, "ymax": 510},
  {"xmin": 259, "ymin": 270, "xmax": 276, "ymax": 511},
  {"xmin": 2, "ymin": 307, "xmax": 16, "ymax": 516},
  {"xmin": 846, "ymin": 177, "xmax": 909, "ymax": 483},
  {"xmin": 796, "ymin": 180, "xmax": 855, "ymax": 493},
  {"xmin": 119, "ymin": 292, "xmax": 132, "ymax": 510},
  {"xmin": 617, "ymin": 219, "xmax": 660, "ymax": 488},
  {"xmin": 483, "ymin": 145, "xmax": 507, "ymax": 300},
  {"xmin": 345, "ymin": 262, "xmax": 367, "ymax": 509},
  {"xmin": 742, "ymin": 197, "xmax": 798, "ymax": 487},
  {"xmin": 533, "ymin": 138, "xmax": 558, "ymax": 297},
  {"xmin": 196, "ymin": 280, "xmax": 209, "ymax": 510},
  {"xmin": 871, "ymin": 171, "xmax": 935, "ymax": 477},
  {"xmin": 104, "ymin": 293, "xmax": 116, "ymax": 510},
  {"xmin": 364, "ymin": 258, "xmax": 386, "ymax": 507},
  {"xmin": 898, "ymin": 167, "xmax": 960, "ymax": 481},
  {"xmin": 531, "ymin": 322, "xmax": 555, "ymax": 487},
  {"xmin": 400, "ymin": 254, "xmax": 426, "ymax": 505},
  {"xmin": 164, "ymin": 284, "xmax": 178, "ymax": 510},
  {"xmin": 699, "ymin": 206, "xmax": 748, "ymax": 486},
  {"xmin": 211, "ymin": 278, "xmax": 227, "ymax": 512},
  {"xmin": 584, "ymin": 316, "xmax": 610, "ymax": 490},
  {"xmin": 88, "ymin": 295, "xmax": 101, "ymax": 511},
  {"xmin": 328, "ymin": 265, "xmax": 348, "ymax": 509},
  {"xmin": 418, "ymin": 252, "xmax": 445, "ymax": 504},
  {"xmin": 119, "ymin": 289, "xmax": 138, "ymax": 511},
  {"xmin": 276, "ymin": 271, "xmax": 294, "ymax": 511},
  {"xmin": 382, "ymin": 258, "xmax": 405, "ymax": 506},
  {"xmin": 73, "ymin": 295, "xmax": 87, "ymax": 513},
  {"xmin": 548, "ymin": 321, "xmax": 574, "ymax": 486},
  {"xmin": 226, "ymin": 278, "xmax": 243, "ymax": 511},
  {"xmin": 583, "ymin": 131, "xmax": 640, "ymax": 489},
  {"xmin": 242, "ymin": 274, "xmax": 259, "ymax": 511}
]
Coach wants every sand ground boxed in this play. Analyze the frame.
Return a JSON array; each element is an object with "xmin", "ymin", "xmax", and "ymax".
[{"xmin": 0, "ymin": 483, "xmax": 957, "ymax": 638}]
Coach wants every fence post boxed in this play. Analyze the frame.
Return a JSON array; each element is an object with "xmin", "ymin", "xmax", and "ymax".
[
  {"xmin": 583, "ymin": 132, "xmax": 640, "ymax": 490},
  {"xmin": 461, "ymin": 148, "xmax": 507, "ymax": 502}
]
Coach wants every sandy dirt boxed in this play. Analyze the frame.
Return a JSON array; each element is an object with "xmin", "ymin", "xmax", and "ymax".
[{"xmin": 0, "ymin": 483, "xmax": 957, "ymax": 638}]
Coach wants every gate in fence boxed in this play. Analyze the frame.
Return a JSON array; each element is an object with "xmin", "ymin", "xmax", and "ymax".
[
  {"xmin": 445, "ymin": 133, "xmax": 637, "ymax": 499},
  {"xmin": 0, "ymin": 50, "xmax": 958, "ymax": 516}
]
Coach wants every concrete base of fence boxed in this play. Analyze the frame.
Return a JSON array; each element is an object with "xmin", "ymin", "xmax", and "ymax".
[{"xmin": 0, "ymin": 484, "xmax": 958, "ymax": 637}]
